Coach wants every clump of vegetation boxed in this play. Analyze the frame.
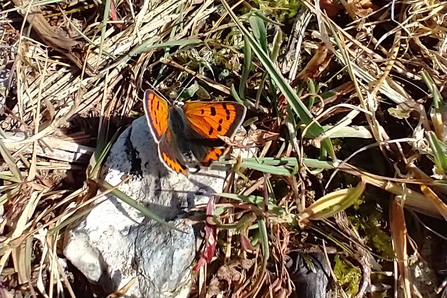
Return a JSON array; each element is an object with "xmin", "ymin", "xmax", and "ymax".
[{"xmin": 1, "ymin": 0, "xmax": 446, "ymax": 297}]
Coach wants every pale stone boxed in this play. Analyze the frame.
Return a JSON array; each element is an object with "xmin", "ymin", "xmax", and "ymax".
[{"xmin": 64, "ymin": 116, "xmax": 227, "ymax": 298}]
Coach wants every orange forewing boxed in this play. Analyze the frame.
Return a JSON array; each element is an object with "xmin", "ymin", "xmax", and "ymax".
[
  {"xmin": 183, "ymin": 102, "xmax": 246, "ymax": 140},
  {"xmin": 144, "ymin": 90, "xmax": 169, "ymax": 143}
]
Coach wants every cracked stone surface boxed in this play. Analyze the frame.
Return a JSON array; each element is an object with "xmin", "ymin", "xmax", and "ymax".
[{"xmin": 64, "ymin": 116, "xmax": 227, "ymax": 298}]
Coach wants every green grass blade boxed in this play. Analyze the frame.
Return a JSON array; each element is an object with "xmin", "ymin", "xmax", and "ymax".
[
  {"xmin": 249, "ymin": 13, "xmax": 279, "ymax": 120},
  {"xmin": 103, "ymin": 38, "xmax": 202, "ymax": 72},
  {"xmin": 88, "ymin": 129, "xmax": 121, "ymax": 179},
  {"xmin": 252, "ymin": 10, "xmax": 284, "ymax": 27},
  {"xmin": 231, "ymin": 84, "xmax": 245, "ymax": 104},
  {"xmin": 421, "ymin": 70, "xmax": 446, "ymax": 142},
  {"xmin": 427, "ymin": 131, "xmax": 447, "ymax": 175},
  {"xmin": 155, "ymin": 4, "xmax": 185, "ymax": 84},
  {"xmin": 0, "ymin": 173, "xmax": 22, "ymax": 183},
  {"xmin": 241, "ymin": 160, "xmax": 296, "ymax": 176},
  {"xmin": 49, "ymin": 207, "xmax": 93, "ymax": 235},
  {"xmin": 0, "ymin": 141, "xmax": 22, "ymax": 180},
  {"xmin": 216, "ymin": 193, "xmax": 285, "ymax": 216},
  {"xmin": 239, "ymin": 37, "xmax": 252, "ymax": 100},
  {"xmin": 421, "ymin": 70, "xmax": 443, "ymax": 110},
  {"xmin": 271, "ymin": 29, "xmax": 282, "ymax": 62},
  {"xmin": 211, "ymin": 213, "xmax": 256, "ymax": 230},
  {"xmin": 31, "ymin": 0, "xmax": 66, "ymax": 5},
  {"xmin": 98, "ymin": 180, "xmax": 185, "ymax": 232},
  {"xmin": 131, "ymin": 39, "xmax": 202, "ymax": 58},
  {"xmin": 96, "ymin": 0, "xmax": 112, "ymax": 69},
  {"xmin": 239, "ymin": 157, "xmax": 334, "ymax": 169},
  {"xmin": 0, "ymin": 0, "xmax": 66, "ymax": 14},
  {"xmin": 311, "ymin": 225, "xmax": 354, "ymax": 255},
  {"xmin": 249, "ymin": 14, "xmax": 268, "ymax": 53},
  {"xmin": 257, "ymin": 216, "xmax": 269, "ymax": 261},
  {"xmin": 221, "ymin": 0, "xmax": 335, "ymax": 159},
  {"xmin": 255, "ymin": 72, "xmax": 268, "ymax": 108},
  {"xmin": 0, "ymin": 127, "xmax": 6, "ymax": 138},
  {"xmin": 220, "ymin": 157, "xmax": 335, "ymax": 175}
]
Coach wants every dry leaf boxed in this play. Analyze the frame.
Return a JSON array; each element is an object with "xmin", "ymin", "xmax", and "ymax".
[
  {"xmin": 320, "ymin": 0, "xmax": 343, "ymax": 18},
  {"xmin": 296, "ymin": 42, "xmax": 334, "ymax": 82},
  {"xmin": 343, "ymin": 0, "xmax": 376, "ymax": 19}
]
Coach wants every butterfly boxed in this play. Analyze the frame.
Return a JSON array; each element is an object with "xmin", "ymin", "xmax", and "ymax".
[{"xmin": 143, "ymin": 89, "xmax": 247, "ymax": 176}]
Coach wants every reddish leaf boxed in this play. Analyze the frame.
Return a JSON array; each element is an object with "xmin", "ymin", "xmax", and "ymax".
[
  {"xmin": 193, "ymin": 196, "xmax": 218, "ymax": 271},
  {"xmin": 110, "ymin": 0, "xmax": 122, "ymax": 29},
  {"xmin": 320, "ymin": 0, "xmax": 343, "ymax": 18}
]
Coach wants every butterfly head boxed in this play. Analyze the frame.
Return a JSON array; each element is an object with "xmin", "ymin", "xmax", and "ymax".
[{"xmin": 173, "ymin": 100, "xmax": 185, "ymax": 108}]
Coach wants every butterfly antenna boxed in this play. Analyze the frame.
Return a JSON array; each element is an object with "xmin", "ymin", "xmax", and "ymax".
[
  {"xmin": 174, "ymin": 74, "xmax": 197, "ymax": 102},
  {"xmin": 143, "ymin": 81, "xmax": 176, "ymax": 105},
  {"xmin": 145, "ymin": 81, "xmax": 158, "ymax": 90}
]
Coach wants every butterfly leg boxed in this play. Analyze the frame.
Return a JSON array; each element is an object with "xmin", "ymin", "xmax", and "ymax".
[{"xmin": 191, "ymin": 165, "xmax": 201, "ymax": 174}]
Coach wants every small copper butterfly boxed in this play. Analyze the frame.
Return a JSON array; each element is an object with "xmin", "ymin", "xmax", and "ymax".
[{"xmin": 143, "ymin": 89, "xmax": 247, "ymax": 176}]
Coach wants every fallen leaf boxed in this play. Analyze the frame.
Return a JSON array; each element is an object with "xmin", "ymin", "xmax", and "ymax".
[
  {"xmin": 320, "ymin": 0, "xmax": 343, "ymax": 18},
  {"xmin": 343, "ymin": 0, "xmax": 376, "ymax": 19},
  {"xmin": 295, "ymin": 42, "xmax": 334, "ymax": 82}
]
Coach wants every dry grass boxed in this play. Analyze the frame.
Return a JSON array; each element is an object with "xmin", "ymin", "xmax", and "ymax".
[{"xmin": 1, "ymin": 0, "xmax": 447, "ymax": 297}]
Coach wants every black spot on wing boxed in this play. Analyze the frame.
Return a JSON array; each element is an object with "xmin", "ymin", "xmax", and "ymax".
[
  {"xmin": 201, "ymin": 109, "xmax": 205, "ymax": 115},
  {"xmin": 217, "ymin": 125, "xmax": 222, "ymax": 132},
  {"xmin": 225, "ymin": 107, "xmax": 231, "ymax": 120},
  {"xmin": 209, "ymin": 127, "xmax": 214, "ymax": 135},
  {"xmin": 210, "ymin": 107, "xmax": 216, "ymax": 116},
  {"xmin": 222, "ymin": 103, "xmax": 232, "ymax": 119},
  {"xmin": 219, "ymin": 119, "xmax": 223, "ymax": 124}
]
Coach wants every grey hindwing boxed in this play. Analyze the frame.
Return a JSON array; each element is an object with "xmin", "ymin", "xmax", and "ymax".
[{"xmin": 158, "ymin": 127, "xmax": 188, "ymax": 173}]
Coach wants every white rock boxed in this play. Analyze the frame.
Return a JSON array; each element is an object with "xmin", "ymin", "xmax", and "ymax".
[{"xmin": 64, "ymin": 116, "xmax": 227, "ymax": 298}]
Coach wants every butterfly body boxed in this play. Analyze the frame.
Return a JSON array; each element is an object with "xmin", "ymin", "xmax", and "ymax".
[
  {"xmin": 164, "ymin": 104, "xmax": 209, "ymax": 168},
  {"xmin": 144, "ymin": 90, "xmax": 246, "ymax": 176}
]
